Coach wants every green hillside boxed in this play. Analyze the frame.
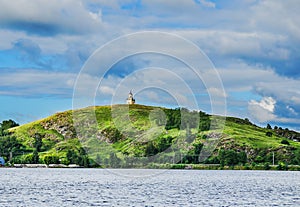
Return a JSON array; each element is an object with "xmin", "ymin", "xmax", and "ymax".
[{"xmin": 3, "ymin": 104, "xmax": 300, "ymax": 169}]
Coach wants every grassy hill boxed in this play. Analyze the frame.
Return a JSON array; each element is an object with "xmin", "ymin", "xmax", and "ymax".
[{"xmin": 5, "ymin": 104, "xmax": 300, "ymax": 168}]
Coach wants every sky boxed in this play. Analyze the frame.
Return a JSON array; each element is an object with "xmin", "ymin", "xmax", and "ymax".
[{"xmin": 0, "ymin": 0, "xmax": 300, "ymax": 131}]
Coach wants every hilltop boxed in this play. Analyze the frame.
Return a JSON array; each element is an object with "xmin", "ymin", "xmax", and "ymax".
[{"xmin": 3, "ymin": 104, "xmax": 300, "ymax": 169}]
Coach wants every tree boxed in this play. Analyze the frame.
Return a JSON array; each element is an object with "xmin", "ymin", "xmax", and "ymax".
[
  {"xmin": 237, "ymin": 151, "xmax": 247, "ymax": 164},
  {"xmin": 34, "ymin": 133, "xmax": 43, "ymax": 152},
  {"xmin": 277, "ymin": 162, "xmax": 288, "ymax": 171},
  {"xmin": 218, "ymin": 149, "xmax": 240, "ymax": 166},
  {"xmin": 109, "ymin": 152, "xmax": 121, "ymax": 168},
  {"xmin": 281, "ymin": 139, "xmax": 290, "ymax": 145},
  {"xmin": 43, "ymin": 155, "xmax": 59, "ymax": 165},
  {"xmin": 32, "ymin": 150, "xmax": 39, "ymax": 164},
  {"xmin": 0, "ymin": 119, "xmax": 19, "ymax": 135},
  {"xmin": 164, "ymin": 108, "xmax": 181, "ymax": 130},
  {"xmin": 218, "ymin": 149, "xmax": 226, "ymax": 167},
  {"xmin": 0, "ymin": 135, "xmax": 23, "ymax": 160},
  {"xmin": 66, "ymin": 148, "xmax": 89, "ymax": 167},
  {"xmin": 266, "ymin": 131, "xmax": 272, "ymax": 137},
  {"xmin": 199, "ymin": 111, "xmax": 210, "ymax": 131},
  {"xmin": 264, "ymin": 162, "xmax": 271, "ymax": 170},
  {"xmin": 224, "ymin": 150, "xmax": 238, "ymax": 166},
  {"xmin": 193, "ymin": 143, "xmax": 203, "ymax": 164},
  {"xmin": 145, "ymin": 142, "xmax": 158, "ymax": 156},
  {"xmin": 96, "ymin": 154, "xmax": 102, "ymax": 165},
  {"xmin": 66, "ymin": 149, "xmax": 78, "ymax": 164},
  {"xmin": 157, "ymin": 136, "xmax": 173, "ymax": 152},
  {"xmin": 291, "ymin": 149, "xmax": 300, "ymax": 165},
  {"xmin": 78, "ymin": 147, "xmax": 89, "ymax": 167},
  {"xmin": 266, "ymin": 124, "xmax": 272, "ymax": 129}
]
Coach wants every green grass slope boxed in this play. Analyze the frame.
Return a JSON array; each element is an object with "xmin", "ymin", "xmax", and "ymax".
[{"xmin": 8, "ymin": 104, "xmax": 300, "ymax": 167}]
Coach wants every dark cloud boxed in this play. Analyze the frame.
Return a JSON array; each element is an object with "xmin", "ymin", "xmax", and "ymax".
[{"xmin": 5, "ymin": 21, "xmax": 63, "ymax": 36}]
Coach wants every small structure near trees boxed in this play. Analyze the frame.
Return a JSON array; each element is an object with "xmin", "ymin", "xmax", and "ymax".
[{"xmin": 126, "ymin": 90, "xmax": 135, "ymax": 104}]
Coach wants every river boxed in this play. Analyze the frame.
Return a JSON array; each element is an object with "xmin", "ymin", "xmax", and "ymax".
[{"xmin": 0, "ymin": 168, "xmax": 299, "ymax": 206}]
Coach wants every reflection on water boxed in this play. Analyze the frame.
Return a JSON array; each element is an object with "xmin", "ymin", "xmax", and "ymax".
[{"xmin": 0, "ymin": 169, "xmax": 299, "ymax": 206}]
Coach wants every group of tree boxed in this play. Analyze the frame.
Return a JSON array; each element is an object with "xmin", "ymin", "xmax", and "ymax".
[
  {"xmin": 163, "ymin": 108, "xmax": 210, "ymax": 131},
  {"xmin": 95, "ymin": 152, "xmax": 122, "ymax": 168},
  {"xmin": 0, "ymin": 135, "xmax": 24, "ymax": 161},
  {"xmin": 144, "ymin": 135, "xmax": 173, "ymax": 156},
  {"xmin": 0, "ymin": 119, "xmax": 19, "ymax": 136},
  {"xmin": 0, "ymin": 120, "xmax": 23, "ymax": 163},
  {"xmin": 217, "ymin": 149, "xmax": 248, "ymax": 167},
  {"xmin": 266, "ymin": 123, "xmax": 300, "ymax": 141},
  {"xmin": 0, "ymin": 119, "xmax": 92, "ymax": 167},
  {"xmin": 66, "ymin": 147, "xmax": 90, "ymax": 167}
]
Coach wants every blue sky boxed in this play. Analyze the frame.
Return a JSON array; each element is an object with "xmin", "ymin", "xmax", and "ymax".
[{"xmin": 0, "ymin": 0, "xmax": 300, "ymax": 131}]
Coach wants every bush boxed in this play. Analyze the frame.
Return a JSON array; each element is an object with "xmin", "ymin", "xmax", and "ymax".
[
  {"xmin": 43, "ymin": 155, "xmax": 60, "ymax": 165},
  {"xmin": 263, "ymin": 162, "xmax": 271, "ymax": 170},
  {"xmin": 170, "ymin": 164, "xmax": 186, "ymax": 169},
  {"xmin": 22, "ymin": 153, "xmax": 34, "ymax": 164},
  {"xmin": 281, "ymin": 139, "xmax": 290, "ymax": 145},
  {"xmin": 277, "ymin": 162, "xmax": 288, "ymax": 170},
  {"xmin": 266, "ymin": 131, "xmax": 272, "ymax": 137},
  {"xmin": 218, "ymin": 149, "xmax": 247, "ymax": 166}
]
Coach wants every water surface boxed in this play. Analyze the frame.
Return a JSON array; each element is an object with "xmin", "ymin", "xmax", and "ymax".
[{"xmin": 0, "ymin": 169, "xmax": 299, "ymax": 206}]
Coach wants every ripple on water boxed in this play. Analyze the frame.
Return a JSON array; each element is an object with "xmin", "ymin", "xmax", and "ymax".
[{"xmin": 0, "ymin": 169, "xmax": 299, "ymax": 206}]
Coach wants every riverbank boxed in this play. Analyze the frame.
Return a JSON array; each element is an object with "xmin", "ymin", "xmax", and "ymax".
[
  {"xmin": 2, "ymin": 163, "xmax": 81, "ymax": 168},
  {"xmin": 152, "ymin": 163, "xmax": 300, "ymax": 171},
  {"xmin": 2, "ymin": 163, "xmax": 299, "ymax": 171}
]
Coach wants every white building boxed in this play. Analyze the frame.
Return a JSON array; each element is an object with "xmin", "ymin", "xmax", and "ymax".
[{"xmin": 126, "ymin": 90, "xmax": 135, "ymax": 104}]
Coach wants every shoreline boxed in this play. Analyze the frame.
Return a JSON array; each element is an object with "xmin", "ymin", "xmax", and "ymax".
[{"xmin": 1, "ymin": 163, "xmax": 300, "ymax": 171}]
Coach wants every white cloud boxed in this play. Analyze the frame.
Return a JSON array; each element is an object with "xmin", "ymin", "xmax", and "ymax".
[
  {"xmin": 198, "ymin": 0, "xmax": 215, "ymax": 8},
  {"xmin": 0, "ymin": 0, "xmax": 103, "ymax": 35},
  {"xmin": 99, "ymin": 86, "xmax": 115, "ymax": 95},
  {"xmin": 286, "ymin": 105, "xmax": 298, "ymax": 116},
  {"xmin": 213, "ymin": 62, "xmax": 300, "ymax": 107},
  {"xmin": 207, "ymin": 87, "xmax": 227, "ymax": 98},
  {"xmin": 250, "ymin": 0, "xmax": 300, "ymax": 41},
  {"xmin": 176, "ymin": 30, "xmax": 290, "ymax": 61},
  {"xmin": 248, "ymin": 97, "xmax": 276, "ymax": 122},
  {"xmin": 0, "ymin": 0, "xmax": 300, "ymax": 129},
  {"xmin": 250, "ymin": 97, "xmax": 276, "ymax": 113},
  {"xmin": 0, "ymin": 69, "xmax": 77, "ymax": 97}
]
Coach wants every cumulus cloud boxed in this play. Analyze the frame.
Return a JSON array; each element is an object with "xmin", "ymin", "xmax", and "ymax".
[
  {"xmin": 0, "ymin": 0, "xmax": 103, "ymax": 36},
  {"xmin": 0, "ymin": 0, "xmax": 300, "ymax": 129},
  {"xmin": 248, "ymin": 99, "xmax": 300, "ymax": 126},
  {"xmin": 250, "ymin": 97, "xmax": 276, "ymax": 113},
  {"xmin": 248, "ymin": 97, "xmax": 276, "ymax": 122},
  {"xmin": 250, "ymin": 0, "xmax": 300, "ymax": 41},
  {"xmin": 207, "ymin": 61, "xmax": 300, "ymax": 126},
  {"xmin": 176, "ymin": 30, "xmax": 290, "ymax": 65}
]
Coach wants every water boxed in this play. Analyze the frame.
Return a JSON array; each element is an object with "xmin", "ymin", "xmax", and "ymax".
[{"xmin": 0, "ymin": 169, "xmax": 299, "ymax": 206}]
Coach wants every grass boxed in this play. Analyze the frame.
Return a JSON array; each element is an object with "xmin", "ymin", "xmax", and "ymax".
[
  {"xmin": 9, "ymin": 104, "xmax": 300, "ymax": 166},
  {"xmin": 223, "ymin": 119, "xmax": 300, "ymax": 149}
]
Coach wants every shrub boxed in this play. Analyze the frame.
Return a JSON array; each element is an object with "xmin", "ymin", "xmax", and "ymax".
[
  {"xmin": 266, "ymin": 131, "xmax": 272, "ymax": 137},
  {"xmin": 263, "ymin": 162, "xmax": 271, "ymax": 170},
  {"xmin": 277, "ymin": 162, "xmax": 288, "ymax": 170},
  {"xmin": 43, "ymin": 155, "xmax": 60, "ymax": 165},
  {"xmin": 281, "ymin": 139, "xmax": 290, "ymax": 145}
]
